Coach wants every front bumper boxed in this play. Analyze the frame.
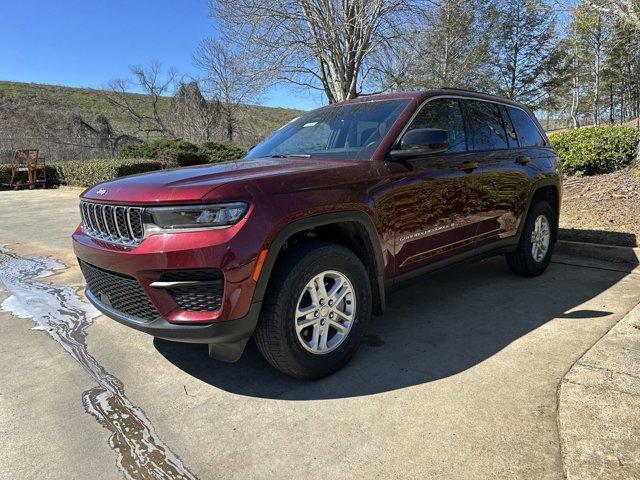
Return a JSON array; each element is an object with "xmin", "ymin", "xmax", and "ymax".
[
  {"xmin": 73, "ymin": 219, "xmax": 263, "ymax": 346},
  {"xmin": 86, "ymin": 287, "xmax": 260, "ymax": 344}
]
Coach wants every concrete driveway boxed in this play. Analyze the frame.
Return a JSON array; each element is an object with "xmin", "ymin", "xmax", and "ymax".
[{"xmin": 1, "ymin": 189, "xmax": 639, "ymax": 480}]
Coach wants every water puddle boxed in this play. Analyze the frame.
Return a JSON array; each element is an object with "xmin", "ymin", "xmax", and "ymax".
[{"xmin": 0, "ymin": 249, "xmax": 198, "ymax": 480}]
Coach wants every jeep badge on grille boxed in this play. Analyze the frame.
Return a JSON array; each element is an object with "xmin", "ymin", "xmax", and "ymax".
[{"xmin": 96, "ymin": 188, "xmax": 107, "ymax": 195}]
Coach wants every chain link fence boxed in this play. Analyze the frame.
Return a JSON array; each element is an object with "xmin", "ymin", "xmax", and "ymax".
[{"xmin": 0, "ymin": 136, "xmax": 116, "ymax": 165}]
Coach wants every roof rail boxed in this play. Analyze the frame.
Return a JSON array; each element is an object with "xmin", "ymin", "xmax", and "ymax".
[{"xmin": 438, "ymin": 87, "xmax": 491, "ymax": 96}]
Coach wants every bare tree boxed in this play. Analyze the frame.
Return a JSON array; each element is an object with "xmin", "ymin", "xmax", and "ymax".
[
  {"xmin": 210, "ymin": 0, "xmax": 422, "ymax": 103},
  {"xmin": 195, "ymin": 39, "xmax": 269, "ymax": 142},
  {"xmin": 104, "ymin": 62, "xmax": 177, "ymax": 138},
  {"xmin": 170, "ymin": 81, "xmax": 221, "ymax": 143},
  {"xmin": 366, "ymin": 30, "xmax": 419, "ymax": 92}
]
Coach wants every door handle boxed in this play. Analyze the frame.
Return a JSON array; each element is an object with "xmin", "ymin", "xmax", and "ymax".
[
  {"xmin": 516, "ymin": 155, "xmax": 532, "ymax": 165},
  {"xmin": 459, "ymin": 161, "xmax": 479, "ymax": 173}
]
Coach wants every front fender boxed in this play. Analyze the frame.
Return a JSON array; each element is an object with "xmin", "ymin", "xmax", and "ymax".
[{"xmin": 252, "ymin": 210, "xmax": 386, "ymax": 314}]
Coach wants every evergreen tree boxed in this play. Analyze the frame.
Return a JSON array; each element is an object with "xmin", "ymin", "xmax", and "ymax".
[
  {"xmin": 410, "ymin": 0, "xmax": 495, "ymax": 91},
  {"xmin": 491, "ymin": 0, "xmax": 563, "ymax": 108}
]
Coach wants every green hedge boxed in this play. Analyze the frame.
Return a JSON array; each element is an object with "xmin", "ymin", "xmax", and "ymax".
[
  {"xmin": 54, "ymin": 158, "xmax": 163, "ymax": 187},
  {"xmin": 119, "ymin": 139, "xmax": 207, "ymax": 166},
  {"xmin": 1, "ymin": 159, "xmax": 161, "ymax": 188},
  {"xmin": 1, "ymin": 141, "xmax": 245, "ymax": 189},
  {"xmin": 0, "ymin": 164, "xmax": 60, "ymax": 187},
  {"xmin": 199, "ymin": 141, "xmax": 246, "ymax": 163},
  {"xmin": 548, "ymin": 125, "xmax": 638, "ymax": 176},
  {"xmin": 119, "ymin": 139, "xmax": 246, "ymax": 166}
]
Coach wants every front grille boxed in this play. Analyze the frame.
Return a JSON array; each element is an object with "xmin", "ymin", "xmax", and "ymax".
[
  {"xmin": 80, "ymin": 261, "xmax": 160, "ymax": 323},
  {"xmin": 161, "ymin": 269, "xmax": 224, "ymax": 312},
  {"xmin": 80, "ymin": 201, "xmax": 144, "ymax": 246}
]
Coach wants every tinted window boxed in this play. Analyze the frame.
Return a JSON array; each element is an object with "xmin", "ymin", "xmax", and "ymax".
[
  {"xmin": 500, "ymin": 105, "xmax": 519, "ymax": 148},
  {"xmin": 246, "ymin": 99, "xmax": 409, "ymax": 160},
  {"xmin": 464, "ymin": 100, "xmax": 509, "ymax": 151},
  {"xmin": 507, "ymin": 107, "xmax": 546, "ymax": 147},
  {"xmin": 405, "ymin": 98, "xmax": 467, "ymax": 152}
]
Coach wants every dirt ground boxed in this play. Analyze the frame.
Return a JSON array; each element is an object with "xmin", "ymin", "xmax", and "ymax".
[{"xmin": 560, "ymin": 167, "xmax": 640, "ymax": 247}]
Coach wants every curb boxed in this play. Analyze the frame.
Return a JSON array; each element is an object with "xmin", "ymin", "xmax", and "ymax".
[
  {"xmin": 557, "ymin": 301, "xmax": 640, "ymax": 480},
  {"xmin": 556, "ymin": 240, "xmax": 640, "ymax": 265}
]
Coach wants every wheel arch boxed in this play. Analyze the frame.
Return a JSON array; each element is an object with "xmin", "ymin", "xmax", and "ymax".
[
  {"xmin": 518, "ymin": 179, "xmax": 561, "ymax": 240},
  {"xmin": 253, "ymin": 211, "xmax": 386, "ymax": 316}
]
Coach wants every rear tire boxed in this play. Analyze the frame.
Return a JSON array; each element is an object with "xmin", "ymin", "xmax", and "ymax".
[
  {"xmin": 254, "ymin": 241, "xmax": 371, "ymax": 379},
  {"xmin": 506, "ymin": 200, "xmax": 556, "ymax": 276}
]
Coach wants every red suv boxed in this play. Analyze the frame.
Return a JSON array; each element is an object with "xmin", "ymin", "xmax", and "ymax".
[{"xmin": 73, "ymin": 89, "xmax": 561, "ymax": 378}]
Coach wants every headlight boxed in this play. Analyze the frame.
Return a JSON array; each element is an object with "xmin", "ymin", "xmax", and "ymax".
[{"xmin": 144, "ymin": 202, "xmax": 248, "ymax": 230}]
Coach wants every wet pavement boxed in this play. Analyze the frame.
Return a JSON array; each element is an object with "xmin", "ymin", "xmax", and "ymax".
[
  {"xmin": 1, "ymin": 189, "xmax": 639, "ymax": 480},
  {"xmin": 0, "ymin": 249, "xmax": 197, "ymax": 480}
]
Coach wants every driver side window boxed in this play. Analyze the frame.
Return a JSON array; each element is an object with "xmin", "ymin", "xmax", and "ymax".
[{"xmin": 406, "ymin": 98, "xmax": 467, "ymax": 153}]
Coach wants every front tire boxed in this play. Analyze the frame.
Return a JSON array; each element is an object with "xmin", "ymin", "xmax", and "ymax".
[
  {"xmin": 254, "ymin": 241, "xmax": 372, "ymax": 379},
  {"xmin": 506, "ymin": 200, "xmax": 556, "ymax": 276}
]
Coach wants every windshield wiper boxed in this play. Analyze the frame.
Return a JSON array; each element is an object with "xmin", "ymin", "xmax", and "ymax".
[{"xmin": 270, "ymin": 154, "xmax": 311, "ymax": 158}]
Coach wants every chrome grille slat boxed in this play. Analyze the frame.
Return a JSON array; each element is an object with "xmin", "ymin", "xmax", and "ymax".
[
  {"xmin": 93, "ymin": 205, "xmax": 100, "ymax": 232},
  {"xmin": 115, "ymin": 206, "xmax": 132, "ymax": 240},
  {"xmin": 128, "ymin": 208, "xmax": 144, "ymax": 239},
  {"xmin": 113, "ymin": 207, "xmax": 124, "ymax": 238},
  {"xmin": 102, "ymin": 206, "xmax": 113, "ymax": 237},
  {"xmin": 83, "ymin": 203, "xmax": 94, "ymax": 231},
  {"xmin": 88, "ymin": 204, "xmax": 96, "ymax": 230},
  {"xmin": 93, "ymin": 204, "xmax": 105, "ymax": 232},
  {"xmin": 126, "ymin": 208, "xmax": 133, "ymax": 240},
  {"xmin": 80, "ymin": 201, "xmax": 145, "ymax": 246},
  {"xmin": 79, "ymin": 204, "xmax": 86, "ymax": 228}
]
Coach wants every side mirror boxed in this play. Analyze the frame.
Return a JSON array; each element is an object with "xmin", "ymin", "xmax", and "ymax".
[{"xmin": 390, "ymin": 128, "xmax": 450, "ymax": 158}]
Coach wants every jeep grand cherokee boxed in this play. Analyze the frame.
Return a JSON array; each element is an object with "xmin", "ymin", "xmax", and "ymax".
[{"xmin": 73, "ymin": 89, "xmax": 561, "ymax": 378}]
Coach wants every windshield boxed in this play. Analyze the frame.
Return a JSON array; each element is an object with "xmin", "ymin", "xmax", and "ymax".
[{"xmin": 246, "ymin": 99, "xmax": 410, "ymax": 160}]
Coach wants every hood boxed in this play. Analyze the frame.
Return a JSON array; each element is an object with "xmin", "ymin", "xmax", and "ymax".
[{"xmin": 81, "ymin": 157, "xmax": 356, "ymax": 204}]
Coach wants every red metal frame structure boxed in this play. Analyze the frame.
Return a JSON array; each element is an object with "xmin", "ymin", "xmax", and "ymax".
[{"xmin": 9, "ymin": 149, "xmax": 47, "ymax": 189}]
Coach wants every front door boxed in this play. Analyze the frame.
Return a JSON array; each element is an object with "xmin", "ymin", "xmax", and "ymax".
[{"xmin": 390, "ymin": 98, "xmax": 485, "ymax": 276}]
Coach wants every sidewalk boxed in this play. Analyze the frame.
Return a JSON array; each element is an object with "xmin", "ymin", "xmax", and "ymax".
[{"xmin": 559, "ymin": 301, "xmax": 640, "ymax": 479}]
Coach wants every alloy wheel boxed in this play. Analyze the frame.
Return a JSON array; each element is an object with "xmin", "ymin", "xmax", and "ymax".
[
  {"xmin": 530, "ymin": 214, "xmax": 551, "ymax": 262},
  {"xmin": 294, "ymin": 270, "xmax": 356, "ymax": 354}
]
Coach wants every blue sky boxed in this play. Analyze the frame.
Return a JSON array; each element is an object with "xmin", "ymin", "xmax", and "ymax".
[{"xmin": 0, "ymin": 0, "xmax": 321, "ymax": 110}]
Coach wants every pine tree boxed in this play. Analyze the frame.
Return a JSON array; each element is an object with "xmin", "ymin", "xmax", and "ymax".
[{"xmin": 491, "ymin": 0, "xmax": 562, "ymax": 108}]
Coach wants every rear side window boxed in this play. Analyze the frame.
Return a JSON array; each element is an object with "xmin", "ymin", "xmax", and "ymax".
[
  {"xmin": 464, "ymin": 100, "xmax": 509, "ymax": 151},
  {"xmin": 500, "ymin": 105, "xmax": 519, "ymax": 148},
  {"xmin": 406, "ymin": 98, "xmax": 467, "ymax": 152},
  {"xmin": 507, "ymin": 107, "xmax": 546, "ymax": 147}
]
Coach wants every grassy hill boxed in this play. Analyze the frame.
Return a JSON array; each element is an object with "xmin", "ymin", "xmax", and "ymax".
[{"xmin": 0, "ymin": 81, "xmax": 302, "ymax": 146}]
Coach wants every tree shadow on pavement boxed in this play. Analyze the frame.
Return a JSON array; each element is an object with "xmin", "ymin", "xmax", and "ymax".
[{"xmin": 154, "ymin": 256, "xmax": 631, "ymax": 400}]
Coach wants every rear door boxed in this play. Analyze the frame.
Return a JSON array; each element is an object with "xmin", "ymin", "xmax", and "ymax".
[{"xmin": 462, "ymin": 99, "xmax": 531, "ymax": 244}]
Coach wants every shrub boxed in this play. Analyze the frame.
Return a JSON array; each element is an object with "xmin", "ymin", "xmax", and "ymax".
[
  {"xmin": 548, "ymin": 125, "xmax": 638, "ymax": 176},
  {"xmin": 0, "ymin": 164, "xmax": 60, "ymax": 187},
  {"xmin": 119, "ymin": 139, "xmax": 208, "ymax": 167},
  {"xmin": 53, "ymin": 158, "xmax": 163, "ymax": 187},
  {"xmin": 198, "ymin": 142, "xmax": 246, "ymax": 163},
  {"xmin": 0, "ymin": 165, "xmax": 12, "ymax": 185},
  {"xmin": 119, "ymin": 139, "xmax": 246, "ymax": 166}
]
